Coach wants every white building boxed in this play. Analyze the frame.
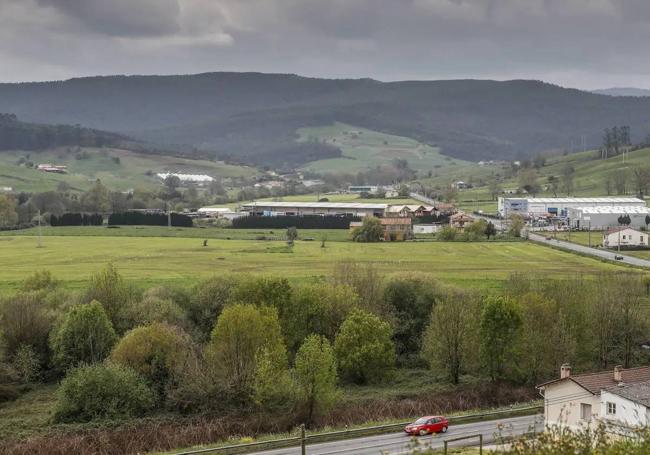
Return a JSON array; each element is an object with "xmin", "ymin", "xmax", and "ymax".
[
  {"xmin": 537, "ymin": 364, "xmax": 650, "ymax": 429},
  {"xmin": 156, "ymin": 172, "xmax": 214, "ymax": 184},
  {"xmin": 603, "ymin": 227, "xmax": 648, "ymax": 249},
  {"xmin": 240, "ymin": 201, "xmax": 387, "ymax": 217},
  {"xmin": 197, "ymin": 207, "xmax": 233, "ymax": 218},
  {"xmin": 600, "ymin": 381, "xmax": 650, "ymax": 430},
  {"xmin": 498, "ymin": 197, "xmax": 646, "ymax": 218},
  {"xmin": 413, "ymin": 224, "xmax": 441, "ymax": 234},
  {"xmin": 568, "ymin": 206, "xmax": 650, "ymax": 230}
]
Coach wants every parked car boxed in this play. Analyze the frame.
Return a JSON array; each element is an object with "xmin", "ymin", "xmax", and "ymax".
[
  {"xmin": 614, "ymin": 255, "xmax": 624, "ymax": 260},
  {"xmin": 404, "ymin": 416, "xmax": 449, "ymax": 436}
]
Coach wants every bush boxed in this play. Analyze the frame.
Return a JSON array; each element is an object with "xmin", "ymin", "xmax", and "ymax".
[
  {"xmin": 84, "ymin": 263, "xmax": 134, "ymax": 332},
  {"xmin": 12, "ymin": 344, "xmax": 40, "ymax": 383},
  {"xmin": 437, "ymin": 226, "xmax": 457, "ymax": 241},
  {"xmin": 110, "ymin": 323, "xmax": 194, "ymax": 397},
  {"xmin": 21, "ymin": 270, "xmax": 59, "ymax": 292},
  {"xmin": 351, "ymin": 217, "xmax": 384, "ymax": 242},
  {"xmin": 108, "ymin": 212, "xmax": 192, "ymax": 227},
  {"xmin": 230, "ymin": 276, "xmax": 292, "ymax": 310},
  {"xmin": 334, "ymin": 309, "xmax": 395, "ymax": 384},
  {"xmin": 0, "ymin": 291, "xmax": 53, "ymax": 359},
  {"xmin": 126, "ymin": 295, "xmax": 188, "ymax": 330},
  {"xmin": 50, "ymin": 213, "xmax": 103, "ymax": 226},
  {"xmin": 50, "ymin": 301, "xmax": 117, "ymax": 371},
  {"xmin": 53, "ymin": 363, "xmax": 155, "ymax": 422}
]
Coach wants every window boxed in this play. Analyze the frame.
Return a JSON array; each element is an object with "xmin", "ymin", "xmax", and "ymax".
[
  {"xmin": 622, "ymin": 235, "xmax": 626, "ymax": 240},
  {"xmin": 581, "ymin": 403, "xmax": 592, "ymax": 421},
  {"xmin": 642, "ymin": 236, "xmax": 645, "ymax": 243},
  {"xmin": 607, "ymin": 402, "xmax": 617, "ymax": 415}
]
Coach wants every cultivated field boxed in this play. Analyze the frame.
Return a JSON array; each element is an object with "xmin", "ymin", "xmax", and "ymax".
[
  {"xmin": 0, "ymin": 233, "xmax": 623, "ymax": 291},
  {"xmin": 0, "ymin": 147, "xmax": 256, "ymax": 192}
]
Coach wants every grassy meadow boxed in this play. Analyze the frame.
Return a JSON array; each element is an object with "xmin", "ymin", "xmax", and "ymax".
[
  {"xmin": 0, "ymin": 230, "xmax": 625, "ymax": 291},
  {"xmin": 0, "ymin": 147, "xmax": 256, "ymax": 192}
]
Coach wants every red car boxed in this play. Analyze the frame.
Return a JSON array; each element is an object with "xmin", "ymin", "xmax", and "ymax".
[{"xmin": 404, "ymin": 415, "xmax": 449, "ymax": 436}]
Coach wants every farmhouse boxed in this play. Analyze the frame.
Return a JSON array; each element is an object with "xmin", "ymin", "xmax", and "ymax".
[
  {"xmin": 350, "ymin": 217, "xmax": 413, "ymax": 241},
  {"xmin": 498, "ymin": 197, "xmax": 646, "ymax": 218},
  {"xmin": 450, "ymin": 212, "xmax": 475, "ymax": 230},
  {"xmin": 568, "ymin": 206, "xmax": 650, "ymax": 230},
  {"xmin": 386, "ymin": 204, "xmax": 435, "ymax": 217},
  {"xmin": 537, "ymin": 364, "xmax": 650, "ymax": 429},
  {"xmin": 600, "ymin": 381, "xmax": 650, "ymax": 430},
  {"xmin": 241, "ymin": 201, "xmax": 387, "ymax": 217},
  {"xmin": 603, "ymin": 227, "xmax": 648, "ymax": 249}
]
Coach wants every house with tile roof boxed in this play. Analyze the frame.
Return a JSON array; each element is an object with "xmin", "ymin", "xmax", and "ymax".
[
  {"xmin": 600, "ymin": 381, "xmax": 650, "ymax": 430},
  {"xmin": 537, "ymin": 364, "xmax": 650, "ymax": 429}
]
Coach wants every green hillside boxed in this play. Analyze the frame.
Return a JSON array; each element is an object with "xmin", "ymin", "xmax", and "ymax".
[
  {"xmin": 0, "ymin": 147, "xmax": 256, "ymax": 192},
  {"xmin": 297, "ymin": 122, "xmax": 480, "ymax": 176}
]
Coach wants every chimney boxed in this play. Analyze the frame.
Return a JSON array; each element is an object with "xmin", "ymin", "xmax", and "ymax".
[
  {"xmin": 614, "ymin": 365, "xmax": 623, "ymax": 382},
  {"xmin": 560, "ymin": 363, "xmax": 571, "ymax": 379}
]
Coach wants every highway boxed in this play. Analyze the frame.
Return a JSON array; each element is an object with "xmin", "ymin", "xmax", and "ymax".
[
  {"xmin": 528, "ymin": 233, "xmax": 650, "ymax": 269},
  {"xmin": 250, "ymin": 414, "xmax": 542, "ymax": 455}
]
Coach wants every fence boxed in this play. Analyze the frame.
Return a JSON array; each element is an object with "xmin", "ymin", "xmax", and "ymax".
[{"xmin": 174, "ymin": 404, "xmax": 542, "ymax": 455}]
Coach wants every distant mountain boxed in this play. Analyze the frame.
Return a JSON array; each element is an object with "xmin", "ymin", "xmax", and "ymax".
[
  {"xmin": 592, "ymin": 87, "xmax": 650, "ymax": 97},
  {"xmin": 3, "ymin": 73, "xmax": 650, "ymax": 166}
]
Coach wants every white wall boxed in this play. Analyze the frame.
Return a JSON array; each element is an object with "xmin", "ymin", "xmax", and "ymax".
[
  {"xmin": 600, "ymin": 390, "xmax": 648, "ymax": 428},
  {"xmin": 543, "ymin": 380, "xmax": 599, "ymax": 429}
]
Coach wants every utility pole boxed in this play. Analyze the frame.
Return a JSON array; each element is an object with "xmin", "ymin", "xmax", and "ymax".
[{"xmin": 37, "ymin": 209, "xmax": 43, "ymax": 248}]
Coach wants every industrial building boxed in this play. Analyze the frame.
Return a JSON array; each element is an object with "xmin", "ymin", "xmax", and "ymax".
[
  {"xmin": 568, "ymin": 206, "xmax": 650, "ymax": 230},
  {"xmin": 498, "ymin": 197, "xmax": 646, "ymax": 218},
  {"xmin": 240, "ymin": 201, "xmax": 387, "ymax": 217}
]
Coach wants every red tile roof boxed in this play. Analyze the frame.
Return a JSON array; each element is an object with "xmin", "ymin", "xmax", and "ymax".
[{"xmin": 538, "ymin": 366, "xmax": 650, "ymax": 395}]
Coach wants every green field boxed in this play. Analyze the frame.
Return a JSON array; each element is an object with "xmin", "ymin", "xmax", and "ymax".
[
  {"xmin": 0, "ymin": 147, "xmax": 256, "ymax": 192},
  {"xmin": 552, "ymin": 230, "xmax": 650, "ymax": 260},
  {"xmin": 297, "ymin": 122, "xmax": 479, "ymax": 176},
  {"xmin": 0, "ymin": 233, "xmax": 624, "ymax": 291}
]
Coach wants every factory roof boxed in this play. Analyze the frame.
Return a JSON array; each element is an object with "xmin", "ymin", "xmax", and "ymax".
[
  {"xmin": 240, "ymin": 201, "xmax": 388, "ymax": 210},
  {"xmin": 509, "ymin": 197, "xmax": 646, "ymax": 204},
  {"xmin": 571, "ymin": 206, "xmax": 650, "ymax": 214}
]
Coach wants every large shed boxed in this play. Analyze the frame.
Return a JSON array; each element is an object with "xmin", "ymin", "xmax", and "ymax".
[{"xmin": 568, "ymin": 206, "xmax": 650, "ymax": 230}]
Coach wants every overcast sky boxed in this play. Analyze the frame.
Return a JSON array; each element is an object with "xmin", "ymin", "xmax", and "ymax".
[{"xmin": 1, "ymin": 0, "xmax": 649, "ymax": 89}]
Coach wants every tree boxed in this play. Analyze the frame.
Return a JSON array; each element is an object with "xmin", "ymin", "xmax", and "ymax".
[
  {"xmin": 206, "ymin": 304, "xmax": 287, "ymax": 402},
  {"xmin": 0, "ymin": 291, "xmax": 53, "ymax": 360},
  {"xmin": 422, "ymin": 288, "xmax": 479, "ymax": 384},
  {"xmin": 383, "ymin": 273, "xmax": 438, "ymax": 364},
  {"xmin": 479, "ymin": 296, "xmax": 522, "ymax": 381},
  {"xmin": 508, "ymin": 214, "xmax": 525, "ymax": 238},
  {"xmin": 646, "ymin": 215, "xmax": 650, "ymax": 230},
  {"xmin": 286, "ymin": 226, "xmax": 298, "ymax": 245},
  {"xmin": 334, "ymin": 309, "xmax": 395, "ymax": 384},
  {"xmin": 111, "ymin": 323, "xmax": 194, "ymax": 398},
  {"xmin": 331, "ymin": 260, "xmax": 385, "ymax": 315},
  {"xmin": 485, "ymin": 221, "xmax": 497, "ymax": 240},
  {"xmin": 488, "ymin": 177, "xmax": 502, "ymax": 201},
  {"xmin": 230, "ymin": 275, "xmax": 293, "ymax": 310},
  {"xmin": 560, "ymin": 164, "xmax": 575, "ymax": 196},
  {"xmin": 351, "ymin": 217, "xmax": 384, "ymax": 242},
  {"xmin": 294, "ymin": 335, "xmax": 339, "ymax": 424},
  {"xmin": 84, "ymin": 264, "xmax": 133, "ymax": 333},
  {"xmin": 282, "ymin": 283, "xmax": 358, "ymax": 354},
  {"xmin": 53, "ymin": 363, "xmax": 155, "ymax": 423},
  {"xmin": 518, "ymin": 169, "xmax": 540, "ymax": 196},
  {"xmin": 547, "ymin": 175, "xmax": 559, "ymax": 197},
  {"xmin": 50, "ymin": 301, "xmax": 117, "ymax": 370},
  {"xmin": 613, "ymin": 169, "xmax": 628, "ymax": 195},
  {"xmin": 186, "ymin": 275, "xmax": 238, "ymax": 341},
  {"xmin": 80, "ymin": 179, "xmax": 110, "ymax": 212},
  {"xmin": 464, "ymin": 218, "xmax": 488, "ymax": 241},
  {"xmin": 0, "ymin": 194, "xmax": 18, "ymax": 228}
]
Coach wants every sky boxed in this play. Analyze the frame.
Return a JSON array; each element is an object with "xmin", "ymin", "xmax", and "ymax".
[{"xmin": 1, "ymin": 0, "xmax": 650, "ymax": 89}]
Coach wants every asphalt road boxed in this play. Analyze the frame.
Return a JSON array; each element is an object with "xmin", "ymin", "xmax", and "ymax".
[
  {"xmin": 250, "ymin": 415, "xmax": 542, "ymax": 455},
  {"xmin": 528, "ymin": 233, "xmax": 650, "ymax": 269}
]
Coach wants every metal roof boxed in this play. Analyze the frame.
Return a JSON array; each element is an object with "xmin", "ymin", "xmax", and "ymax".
[
  {"xmin": 525, "ymin": 197, "xmax": 646, "ymax": 204},
  {"xmin": 571, "ymin": 206, "xmax": 650, "ymax": 214},
  {"xmin": 241, "ymin": 202, "xmax": 388, "ymax": 209}
]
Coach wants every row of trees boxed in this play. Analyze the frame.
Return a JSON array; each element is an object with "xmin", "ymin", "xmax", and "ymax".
[{"xmin": 50, "ymin": 213, "xmax": 103, "ymax": 226}]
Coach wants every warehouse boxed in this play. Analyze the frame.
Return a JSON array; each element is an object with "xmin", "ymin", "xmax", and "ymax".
[
  {"xmin": 498, "ymin": 197, "xmax": 646, "ymax": 218},
  {"xmin": 568, "ymin": 206, "xmax": 650, "ymax": 230},
  {"xmin": 240, "ymin": 201, "xmax": 387, "ymax": 217}
]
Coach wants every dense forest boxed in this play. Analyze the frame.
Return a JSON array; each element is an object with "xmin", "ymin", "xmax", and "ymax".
[
  {"xmin": 3, "ymin": 74, "xmax": 650, "ymax": 165},
  {"xmin": 0, "ymin": 114, "xmax": 126, "ymax": 151}
]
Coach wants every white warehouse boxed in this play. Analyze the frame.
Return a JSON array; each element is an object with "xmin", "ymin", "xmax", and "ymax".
[
  {"xmin": 498, "ymin": 197, "xmax": 646, "ymax": 218},
  {"xmin": 568, "ymin": 206, "xmax": 650, "ymax": 230}
]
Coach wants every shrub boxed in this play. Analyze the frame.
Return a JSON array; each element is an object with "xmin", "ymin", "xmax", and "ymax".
[
  {"xmin": 21, "ymin": 270, "xmax": 59, "ymax": 292},
  {"xmin": 351, "ymin": 217, "xmax": 384, "ymax": 242},
  {"xmin": 294, "ymin": 335, "xmax": 339, "ymax": 423},
  {"xmin": 53, "ymin": 363, "xmax": 155, "ymax": 422},
  {"xmin": 50, "ymin": 301, "xmax": 117, "ymax": 371},
  {"xmin": 107, "ymin": 212, "xmax": 192, "ymax": 227},
  {"xmin": 0, "ymin": 291, "xmax": 53, "ymax": 359},
  {"xmin": 110, "ymin": 323, "xmax": 194, "ymax": 396},
  {"xmin": 437, "ymin": 226, "xmax": 457, "ymax": 241},
  {"xmin": 334, "ymin": 309, "xmax": 395, "ymax": 384},
  {"xmin": 12, "ymin": 344, "xmax": 40, "ymax": 383},
  {"xmin": 126, "ymin": 296, "xmax": 188, "ymax": 330},
  {"xmin": 230, "ymin": 275, "xmax": 292, "ymax": 310},
  {"xmin": 206, "ymin": 304, "xmax": 287, "ymax": 403}
]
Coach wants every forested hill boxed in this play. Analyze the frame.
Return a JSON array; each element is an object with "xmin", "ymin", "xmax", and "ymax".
[
  {"xmin": 3, "ymin": 73, "xmax": 650, "ymax": 165},
  {"xmin": 0, "ymin": 113, "xmax": 127, "ymax": 151}
]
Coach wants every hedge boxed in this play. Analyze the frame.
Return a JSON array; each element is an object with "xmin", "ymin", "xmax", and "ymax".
[
  {"xmin": 108, "ymin": 212, "xmax": 193, "ymax": 227},
  {"xmin": 232, "ymin": 215, "xmax": 361, "ymax": 229},
  {"xmin": 50, "ymin": 213, "xmax": 103, "ymax": 226}
]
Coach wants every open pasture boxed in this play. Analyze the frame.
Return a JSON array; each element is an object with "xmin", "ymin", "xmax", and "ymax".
[{"xmin": 0, "ymin": 234, "xmax": 622, "ymax": 291}]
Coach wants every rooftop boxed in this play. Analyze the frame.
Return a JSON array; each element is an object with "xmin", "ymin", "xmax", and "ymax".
[
  {"xmin": 538, "ymin": 366, "xmax": 650, "ymax": 395},
  {"xmin": 514, "ymin": 197, "xmax": 646, "ymax": 204},
  {"xmin": 604, "ymin": 380, "xmax": 650, "ymax": 408},
  {"xmin": 241, "ymin": 202, "xmax": 388, "ymax": 209},
  {"xmin": 574, "ymin": 206, "xmax": 650, "ymax": 214}
]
